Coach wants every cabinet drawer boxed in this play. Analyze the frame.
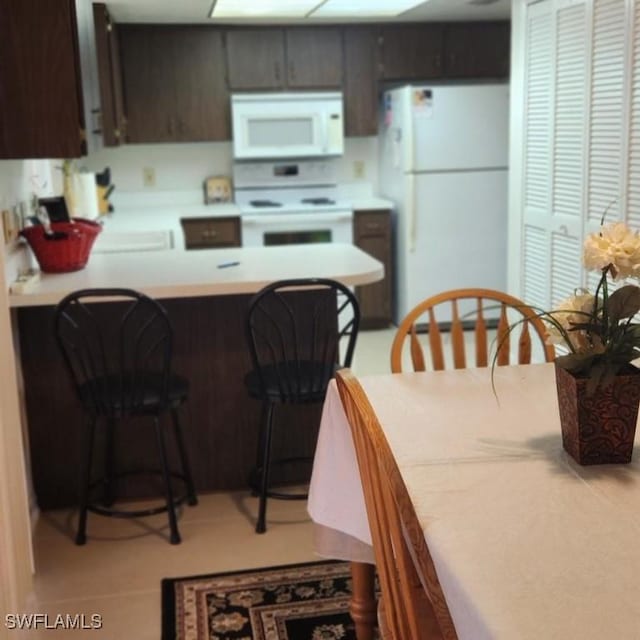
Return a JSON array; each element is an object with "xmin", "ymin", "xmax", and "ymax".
[
  {"xmin": 354, "ymin": 211, "xmax": 391, "ymax": 237},
  {"xmin": 181, "ymin": 216, "xmax": 241, "ymax": 249}
]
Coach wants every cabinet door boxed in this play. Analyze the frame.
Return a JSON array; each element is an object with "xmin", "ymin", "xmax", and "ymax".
[
  {"xmin": 343, "ymin": 27, "xmax": 379, "ymax": 137},
  {"xmin": 285, "ymin": 28, "xmax": 343, "ymax": 88},
  {"xmin": 444, "ymin": 22, "xmax": 510, "ymax": 78},
  {"xmin": 354, "ymin": 210, "xmax": 392, "ymax": 328},
  {"xmin": 226, "ymin": 29, "xmax": 285, "ymax": 90},
  {"xmin": 121, "ymin": 26, "xmax": 230, "ymax": 143},
  {"xmin": 75, "ymin": 0, "xmax": 102, "ymax": 154},
  {"xmin": 380, "ymin": 24, "xmax": 443, "ymax": 81},
  {"xmin": 172, "ymin": 28, "xmax": 229, "ymax": 141},
  {"xmin": 93, "ymin": 3, "xmax": 124, "ymax": 146},
  {"xmin": 181, "ymin": 217, "xmax": 241, "ymax": 249},
  {"xmin": 0, "ymin": 0, "xmax": 85, "ymax": 158}
]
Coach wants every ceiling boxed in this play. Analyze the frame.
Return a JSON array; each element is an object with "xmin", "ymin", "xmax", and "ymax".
[{"xmin": 107, "ymin": 0, "xmax": 511, "ymax": 24}]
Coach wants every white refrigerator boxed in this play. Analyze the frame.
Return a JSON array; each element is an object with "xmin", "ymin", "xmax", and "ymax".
[{"xmin": 378, "ymin": 83, "xmax": 509, "ymax": 325}]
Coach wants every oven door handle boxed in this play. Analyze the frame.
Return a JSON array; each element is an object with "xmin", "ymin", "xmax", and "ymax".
[{"xmin": 242, "ymin": 213, "xmax": 352, "ymax": 226}]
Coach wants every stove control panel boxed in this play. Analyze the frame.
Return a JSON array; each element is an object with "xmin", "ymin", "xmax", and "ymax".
[{"xmin": 233, "ymin": 159, "xmax": 336, "ymax": 190}]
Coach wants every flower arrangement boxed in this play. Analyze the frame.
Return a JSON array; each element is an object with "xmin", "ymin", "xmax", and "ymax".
[{"xmin": 544, "ymin": 221, "xmax": 640, "ymax": 391}]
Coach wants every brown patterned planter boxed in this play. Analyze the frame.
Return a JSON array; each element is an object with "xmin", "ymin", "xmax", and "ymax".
[{"xmin": 554, "ymin": 362, "xmax": 640, "ymax": 465}]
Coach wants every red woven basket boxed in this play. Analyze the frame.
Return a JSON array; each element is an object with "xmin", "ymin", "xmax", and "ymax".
[{"xmin": 20, "ymin": 218, "xmax": 102, "ymax": 273}]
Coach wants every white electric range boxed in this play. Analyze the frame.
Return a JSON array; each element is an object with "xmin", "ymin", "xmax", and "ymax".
[{"xmin": 233, "ymin": 160, "xmax": 353, "ymax": 247}]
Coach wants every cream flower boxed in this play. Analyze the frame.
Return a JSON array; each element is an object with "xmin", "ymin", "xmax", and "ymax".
[
  {"xmin": 583, "ymin": 222, "xmax": 640, "ymax": 280},
  {"xmin": 545, "ymin": 292, "xmax": 596, "ymax": 353}
]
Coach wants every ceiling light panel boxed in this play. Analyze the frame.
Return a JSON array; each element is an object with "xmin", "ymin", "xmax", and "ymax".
[
  {"xmin": 210, "ymin": 0, "xmax": 316, "ymax": 18},
  {"xmin": 312, "ymin": 0, "xmax": 426, "ymax": 17}
]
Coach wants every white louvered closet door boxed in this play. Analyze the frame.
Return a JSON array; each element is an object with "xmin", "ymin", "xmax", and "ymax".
[
  {"xmin": 521, "ymin": 0, "xmax": 586, "ymax": 310},
  {"xmin": 550, "ymin": 0, "xmax": 587, "ymax": 306},
  {"xmin": 522, "ymin": 0, "xmax": 554, "ymax": 311},
  {"xmin": 586, "ymin": 0, "xmax": 628, "ymax": 293}
]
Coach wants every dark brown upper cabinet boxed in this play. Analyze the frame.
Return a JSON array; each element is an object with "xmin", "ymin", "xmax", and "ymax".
[
  {"xmin": 226, "ymin": 29, "xmax": 286, "ymax": 90},
  {"xmin": 343, "ymin": 27, "xmax": 379, "ymax": 137},
  {"xmin": 227, "ymin": 27, "xmax": 343, "ymax": 91},
  {"xmin": 444, "ymin": 22, "xmax": 510, "ymax": 78},
  {"xmin": 93, "ymin": 4, "xmax": 125, "ymax": 146},
  {"xmin": 120, "ymin": 26, "xmax": 230, "ymax": 143},
  {"xmin": 285, "ymin": 28, "xmax": 343, "ymax": 88},
  {"xmin": 380, "ymin": 24, "xmax": 444, "ymax": 80},
  {"xmin": 0, "ymin": 0, "xmax": 86, "ymax": 159}
]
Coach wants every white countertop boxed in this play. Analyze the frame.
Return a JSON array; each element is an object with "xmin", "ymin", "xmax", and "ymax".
[
  {"xmin": 9, "ymin": 243, "xmax": 384, "ymax": 308},
  {"xmin": 350, "ymin": 197, "xmax": 394, "ymax": 211}
]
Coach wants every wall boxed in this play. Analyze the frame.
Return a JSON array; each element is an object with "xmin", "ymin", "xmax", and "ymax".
[
  {"xmin": 0, "ymin": 159, "xmax": 43, "ymax": 617},
  {"xmin": 0, "ymin": 159, "xmax": 61, "ymax": 284},
  {"xmin": 84, "ymin": 137, "xmax": 379, "ymax": 196}
]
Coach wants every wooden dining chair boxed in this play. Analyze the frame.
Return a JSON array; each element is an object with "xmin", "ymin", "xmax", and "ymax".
[
  {"xmin": 336, "ymin": 369, "xmax": 458, "ymax": 640},
  {"xmin": 391, "ymin": 288, "xmax": 555, "ymax": 373}
]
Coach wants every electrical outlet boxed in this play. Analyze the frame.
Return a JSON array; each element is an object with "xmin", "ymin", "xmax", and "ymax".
[
  {"xmin": 353, "ymin": 161, "xmax": 365, "ymax": 180},
  {"xmin": 143, "ymin": 167, "xmax": 156, "ymax": 187}
]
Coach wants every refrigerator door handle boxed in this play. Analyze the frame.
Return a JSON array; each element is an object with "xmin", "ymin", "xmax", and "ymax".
[{"xmin": 407, "ymin": 173, "xmax": 417, "ymax": 253}]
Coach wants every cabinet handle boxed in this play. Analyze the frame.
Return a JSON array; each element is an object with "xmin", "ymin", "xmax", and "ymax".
[
  {"xmin": 274, "ymin": 62, "xmax": 281, "ymax": 82},
  {"xmin": 91, "ymin": 108, "xmax": 102, "ymax": 135},
  {"xmin": 364, "ymin": 223, "xmax": 382, "ymax": 231}
]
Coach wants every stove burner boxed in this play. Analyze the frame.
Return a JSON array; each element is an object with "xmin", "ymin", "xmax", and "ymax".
[
  {"xmin": 301, "ymin": 197, "xmax": 336, "ymax": 206},
  {"xmin": 250, "ymin": 200, "xmax": 282, "ymax": 208}
]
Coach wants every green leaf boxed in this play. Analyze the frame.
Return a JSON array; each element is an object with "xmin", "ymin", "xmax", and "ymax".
[{"xmin": 607, "ymin": 285, "xmax": 640, "ymax": 321}]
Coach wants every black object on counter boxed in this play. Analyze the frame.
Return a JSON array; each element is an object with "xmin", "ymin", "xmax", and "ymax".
[{"xmin": 38, "ymin": 197, "xmax": 70, "ymax": 223}]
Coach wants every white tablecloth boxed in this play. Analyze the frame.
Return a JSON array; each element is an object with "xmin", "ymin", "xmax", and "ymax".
[{"xmin": 308, "ymin": 363, "xmax": 640, "ymax": 639}]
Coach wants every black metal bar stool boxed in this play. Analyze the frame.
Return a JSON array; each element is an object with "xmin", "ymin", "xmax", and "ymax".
[
  {"xmin": 54, "ymin": 288, "xmax": 197, "ymax": 545},
  {"xmin": 245, "ymin": 278, "xmax": 360, "ymax": 533}
]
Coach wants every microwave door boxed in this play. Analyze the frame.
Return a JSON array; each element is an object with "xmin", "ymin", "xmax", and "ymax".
[{"xmin": 235, "ymin": 112, "xmax": 324, "ymax": 159}]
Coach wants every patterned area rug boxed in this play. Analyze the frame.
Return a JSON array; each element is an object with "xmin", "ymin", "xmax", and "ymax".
[{"xmin": 162, "ymin": 560, "xmax": 363, "ymax": 640}]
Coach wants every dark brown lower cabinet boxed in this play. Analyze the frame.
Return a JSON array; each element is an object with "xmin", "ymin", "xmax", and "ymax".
[{"xmin": 354, "ymin": 209, "xmax": 392, "ymax": 329}]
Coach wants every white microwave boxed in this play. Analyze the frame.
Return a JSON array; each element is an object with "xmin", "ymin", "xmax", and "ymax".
[{"xmin": 231, "ymin": 92, "xmax": 344, "ymax": 160}]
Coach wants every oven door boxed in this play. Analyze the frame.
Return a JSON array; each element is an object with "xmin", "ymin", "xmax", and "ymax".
[{"xmin": 241, "ymin": 211, "xmax": 353, "ymax": 247}]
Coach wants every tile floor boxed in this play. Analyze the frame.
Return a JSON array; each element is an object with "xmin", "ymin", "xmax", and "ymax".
[{"xmin": 19, "ymin": 328, "xmax": 397, "ymax": 640}]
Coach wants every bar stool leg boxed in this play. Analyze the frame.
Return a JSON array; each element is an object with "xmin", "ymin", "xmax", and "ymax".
[
  {"xmin": 154, "ymin": 416, "xmax": 181, "ymax": 545},
  {"xmin": 250, "ymin": 402, "xmax": 270, "ymax": 496},
  {"xmin": 256, "ymin": 402, "xmax": 275, "ymax": 534},
  {"xmin": 103, "ymin": 417, "xmax": 116, "ymax": 507},
  {"xmin": 76, "ymin": 415, "xmax": 97, "ymax": 546},
  {"xmin": 171, "ymin": 408, "xmax": 198, "ymax": 506}
]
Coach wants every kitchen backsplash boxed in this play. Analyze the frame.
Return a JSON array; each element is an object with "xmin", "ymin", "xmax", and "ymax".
[{"xmin": 84, "ymin": 137, "xmax": 379, "ymax": 195}]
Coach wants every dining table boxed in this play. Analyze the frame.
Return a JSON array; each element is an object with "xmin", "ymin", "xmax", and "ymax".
[{"xmin": 307, "ymin": 362, "xmax": 640, "ymax": 639}]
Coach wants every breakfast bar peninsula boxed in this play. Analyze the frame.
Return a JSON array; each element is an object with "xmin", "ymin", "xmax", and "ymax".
[{"xmin": 10, "ymin": 243, "xmax": 383, "ymax": 509}]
